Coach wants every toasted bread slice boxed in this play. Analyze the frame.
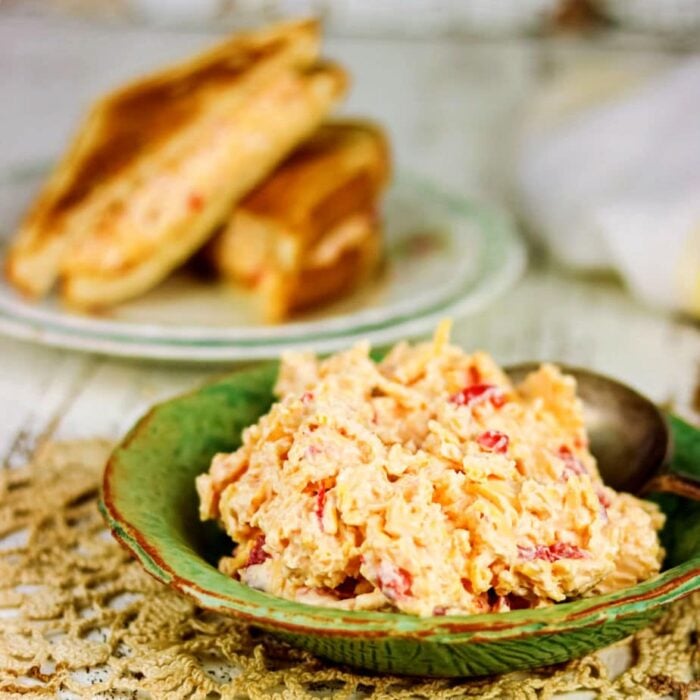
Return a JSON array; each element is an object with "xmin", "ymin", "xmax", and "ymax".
[
  {"xmin": 5, "ymin": 19, "xmax": 323, "ymax": 301},
  {"xmin": 259, "ymin": 209, "xmax": 382, "ymax": 321},
  {"xmin": 208, "ymin": 120, "xmax": 389, "ymax": 319},
  {"xmin": 60, "ymin": 62, "xmax": 347, "ymax": 308}
]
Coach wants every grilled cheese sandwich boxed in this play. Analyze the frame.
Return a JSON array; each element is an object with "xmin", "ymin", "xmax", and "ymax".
[
  {"xmin": 209, "ymin": 120, "xmax": 389, "ymax": 320},
  {"xmin": 6, "ymin": 20, "xmax": 348, "ymax": 308}
]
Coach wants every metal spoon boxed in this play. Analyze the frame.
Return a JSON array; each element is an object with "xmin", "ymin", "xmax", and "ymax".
[{"xmin": 505, "ymin": 363, "xmax": 700, "ymax": 501}]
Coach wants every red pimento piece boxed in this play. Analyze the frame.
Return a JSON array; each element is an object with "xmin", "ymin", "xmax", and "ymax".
[
  {"xmin": 558, "ymin": 445, "xmax": 587, "ymax": 477},
  {"xmin": 519, "ymin": 543, "xmax": 587, "ymax": 562},
  {"xmin": 596, "ymin": 489, "xmax": 610, "ymax": 522},
  {"xmin": 547, "ymin": 542, "xmax": 587, "ymax": 560},
  {"xmin": 597, "ymin": 488, "xmax": 612, "ymax": 509},
  {"xmin": 246, "ymin": 535, "xmax": 270, "ymax": 566},
  {"xmin": 188, "ymin": 192, "xmax": 204, "ymax": 212},
  {"xmin": 467, "ymin": 365, "xmax": 481, "ymax": 386},
  {"xmin": 315, "ymin": 484, "xmax": 327, "ymax": 527},
  {"xmin": 450, "ymin": 383, "xmax": 506, "ymax": 409},
  {"xmin": 491, "ymin": 392, "xmax": 506, "ymax": 409},
  {"xmin": 477, "ymin": 430, "xmax": 509, "ymax": 453},
  {"xmin": 377, "ymin": 562, "xmax": 412, "ymax": 601}
]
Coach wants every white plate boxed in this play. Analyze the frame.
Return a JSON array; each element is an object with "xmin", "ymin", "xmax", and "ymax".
[{"xmin": 0, "ymin": 172, "xmax": 525, "ymax": 361}]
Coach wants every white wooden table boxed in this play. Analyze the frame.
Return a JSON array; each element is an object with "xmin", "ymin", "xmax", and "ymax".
[
  {"xmin": 1, "ymin": 15, "xmax": 698, "ymax": 697},
  {"xmin": 2, "ymin": 264, "xmax": 698, "ymax": 466}
]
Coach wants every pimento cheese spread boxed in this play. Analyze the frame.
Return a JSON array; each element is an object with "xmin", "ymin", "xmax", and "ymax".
[{"xmin": 196, "ymin": 322, "xmax": 664, "ymax": 616}]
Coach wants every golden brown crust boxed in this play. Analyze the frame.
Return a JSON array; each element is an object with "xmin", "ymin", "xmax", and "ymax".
[
  {"xmin": 50, "ymin": 22, "xmax": 319, "ymax": 223},
  {"xmin": 209, "ymin": 120, "xmax": 389, "ymax": 303},
  {"xmin": 59, "ymin": 62, "xmax": 347, "ymax": 309},
  {"xmin": 239, "ymin": 120, "xmax": 390, "ymax": 251},
  {"xmin": 5, "ymin": 19, "xmax": 321, "ymax": 299},
  {"xmin": 261, "ymin": 211, "xmax": 382, "ymax": 321}
]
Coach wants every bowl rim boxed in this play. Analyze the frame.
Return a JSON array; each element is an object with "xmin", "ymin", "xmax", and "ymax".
[{"xmin": 101, "ymin": 375, "xmax": 700, "ymax": 643}]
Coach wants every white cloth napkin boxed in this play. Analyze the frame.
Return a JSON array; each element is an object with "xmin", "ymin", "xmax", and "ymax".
[{"xmin": 517, "ymin": 57, "xmax": 700, "ymax": 318}]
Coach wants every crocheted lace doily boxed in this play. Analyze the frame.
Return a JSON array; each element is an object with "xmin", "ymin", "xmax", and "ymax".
[{"xmin": 1, "ymin": 441, "xmax": 698, "ymax": 699}]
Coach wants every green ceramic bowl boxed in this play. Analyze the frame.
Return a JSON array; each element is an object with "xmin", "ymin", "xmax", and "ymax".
[{"xmin": 101, "ymin": 362, "xmax": 700, "ymax": 677}]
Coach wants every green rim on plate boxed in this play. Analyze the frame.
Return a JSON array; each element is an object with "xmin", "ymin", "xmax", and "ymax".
[{"xmin": 100, "ymin": 361, "xmax": 700, "ymax": 677}]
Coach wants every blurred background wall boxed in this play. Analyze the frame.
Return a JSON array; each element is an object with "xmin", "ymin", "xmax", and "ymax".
[{"xmin": 1, "ymin": 0, "xmax": 699, "ymax": 319}]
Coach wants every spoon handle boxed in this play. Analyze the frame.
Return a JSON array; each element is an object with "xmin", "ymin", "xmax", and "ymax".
[{"xmin": 641, "ymin": 473, "xmax": 700, "ymax": 502}]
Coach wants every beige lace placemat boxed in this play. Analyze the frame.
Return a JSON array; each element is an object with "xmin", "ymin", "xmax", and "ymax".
[{"xmin": 1, "ymin": 441, "xmax": 698, "ymax": 699}]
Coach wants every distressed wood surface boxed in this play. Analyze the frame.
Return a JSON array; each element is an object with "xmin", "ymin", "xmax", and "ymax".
[{"xmin": 2, "ymin": 266, "xmax": 698, "ymax": 468}]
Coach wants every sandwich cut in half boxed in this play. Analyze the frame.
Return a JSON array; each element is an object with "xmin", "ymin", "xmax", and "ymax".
[
  {"xmin": 6, "ymin": 19, "xmax": 348, "ymax": 308},
  {"xmin": 208, "ymin": 120, "xmax": 390, "ymax": 321}
]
